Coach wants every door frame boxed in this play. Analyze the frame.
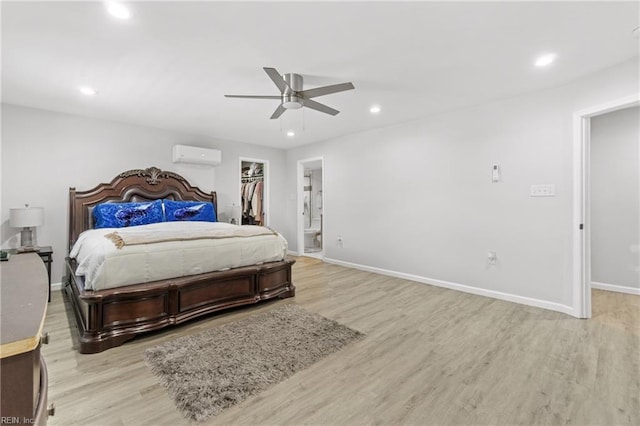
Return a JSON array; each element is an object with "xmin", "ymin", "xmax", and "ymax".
[
  {"xmin": 572, "ymin": 93, "xmax": 639, "ymax": 318},
  {"xmin": 297, "ymin": 156, "xmax": 325, "ymax": 257},
  {"xmin": 239, "ymin": 157, "xmax": 270, "ymax": 226}
]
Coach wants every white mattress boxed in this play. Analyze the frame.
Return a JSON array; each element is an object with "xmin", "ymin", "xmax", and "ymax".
[{"xmin": 70, "ymin": 221, "xmax": 288, "ymax": 290}]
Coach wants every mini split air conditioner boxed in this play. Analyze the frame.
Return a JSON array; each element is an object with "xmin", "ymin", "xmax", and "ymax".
[{"xmin": 172, "ymin": 145, "xmax": 222, "ymax": 166}]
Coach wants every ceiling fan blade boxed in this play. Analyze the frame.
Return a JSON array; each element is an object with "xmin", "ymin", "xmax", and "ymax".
[
  {"xmin": 263, "ymin": 67, "xmax": 291, "ymax": 93},
  {"xmin": 270, "ymin": 104, "xmax": 287, "ymax": 120},
  {"xmin": 302, "ymin": 98, "xmax": 340, "ymax": 116},
  {"xmin": 298, "ymin": 82, "xmax": 355, "ymax": 99},
  {"xmin": 224, "ymin": 95, "xmax": 281, "ymax": 99}
]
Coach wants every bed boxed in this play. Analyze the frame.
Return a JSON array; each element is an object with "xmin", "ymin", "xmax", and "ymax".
[{"xmin": 64, "ymin": 167, "xmax": 295, "ymax": 354}]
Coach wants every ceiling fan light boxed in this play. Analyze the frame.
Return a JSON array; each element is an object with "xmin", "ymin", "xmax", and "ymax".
[{"xmin": 282, "ymin": 101, "xmax": 302, "ymax": 110}]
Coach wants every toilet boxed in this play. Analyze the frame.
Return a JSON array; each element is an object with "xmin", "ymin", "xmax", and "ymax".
[{"xmin": 304, "ymin": 217, "xmax": 322, "ymax": 248}]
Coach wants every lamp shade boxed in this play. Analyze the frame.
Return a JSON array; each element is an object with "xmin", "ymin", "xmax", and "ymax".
[
  {"xmin": 10, "ymin": 206, "xmax": 44, "ymax": 228},
  {"xmin": 225, "ymin": 204, "xmax": 242, "ymax": 223}
]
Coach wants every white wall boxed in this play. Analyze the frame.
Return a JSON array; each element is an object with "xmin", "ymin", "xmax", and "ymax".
[
  {"xmin": 0, "ymin": 104, "xmax": 287, "ymax": 284},
  {"xmin": 283, "ymin": 58, "xmax": 639, "ymax": 313},
  {"xmin": 590, "ymin": 106, "xmax": 640, "ymax": 292}
]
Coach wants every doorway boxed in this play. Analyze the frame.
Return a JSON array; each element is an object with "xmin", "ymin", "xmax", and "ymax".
[
  {"xmin": 589, "ymin": 106, "xmax": 640, "ymax": 321},
  {"xmin": 239, "ymin": 157, "xmax": 269, "ymax": 226},
  {"xmin": 297, "ymin": 157, "xmax": 324, "ymax": 259},
  {"xmin": 572, "ymin": 94, "xmax": 640, "ymax": 318}
]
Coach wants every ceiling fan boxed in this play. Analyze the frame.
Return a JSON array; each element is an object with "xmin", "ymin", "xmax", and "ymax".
[{"xmin": 225, "ymin": 67, "xmax": 355, "ymax": 119}]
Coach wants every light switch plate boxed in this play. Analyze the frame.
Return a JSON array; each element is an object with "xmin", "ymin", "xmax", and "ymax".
[{"xmin": 530, "ymin": 184, "xmax": 555, "ymax": 197}]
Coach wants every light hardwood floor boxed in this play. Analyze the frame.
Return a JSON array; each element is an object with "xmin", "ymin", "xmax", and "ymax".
[{"xmin": 43, "ymin": 256, "xmax": 639, "ymax": 425}]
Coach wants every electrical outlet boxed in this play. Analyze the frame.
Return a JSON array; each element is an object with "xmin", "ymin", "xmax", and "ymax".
[
  {"xmin": 337, "ymin": 235, "xmax": 343, "ymax": 247},
  {"xmin": 487, "ymin": 251, "xmax": 497, "ymax": 265}
]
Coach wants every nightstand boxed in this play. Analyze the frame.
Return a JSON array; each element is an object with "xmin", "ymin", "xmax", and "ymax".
[{"xmin": 8, "ymin": 246, "xmax": 53, "ymax": 302}]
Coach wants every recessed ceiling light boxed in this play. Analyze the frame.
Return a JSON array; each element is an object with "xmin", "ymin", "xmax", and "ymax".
[
  {"xmin": 106, "ymin": 2, "xmax": 131, "ymax": 20},
  {"xmin": 369, "ymin": 105, "xmax": 381, "ymax": 114},
  {"xmin": 535, "ymin": 53, "xmax": 556, "ymax": 67},
  {"xmin": 79, "ymin": 86, "xmax": 97, "ymax": 96},
  {"xmin": 286, "ymin": 130, "xmax": 295, "ymax": 137}
]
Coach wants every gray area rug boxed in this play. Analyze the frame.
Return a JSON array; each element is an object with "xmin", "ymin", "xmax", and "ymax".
[{"xmin": 144, "ymin": 304, "xmax": 365, "ymax": 422}]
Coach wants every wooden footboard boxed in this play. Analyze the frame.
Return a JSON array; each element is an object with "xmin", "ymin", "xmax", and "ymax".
[{"xmin": 64, "ymin": 258, "xmax": 295, "ymax": 354}]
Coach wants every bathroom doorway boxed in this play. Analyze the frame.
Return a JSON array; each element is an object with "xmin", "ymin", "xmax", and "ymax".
[{"xmin": 297, "ymin": 157, "xmax": 324, "ymax": 259}]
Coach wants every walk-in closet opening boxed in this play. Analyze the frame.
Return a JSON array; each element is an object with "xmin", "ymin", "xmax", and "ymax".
[{"xmin": 239, "ymin": 158, "xmax": 269, "ymax": 226}]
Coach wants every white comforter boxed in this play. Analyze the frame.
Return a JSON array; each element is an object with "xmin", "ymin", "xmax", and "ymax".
[{"xmin": 70, "ymin": 221, "xmax": 288, "ymax": 290}]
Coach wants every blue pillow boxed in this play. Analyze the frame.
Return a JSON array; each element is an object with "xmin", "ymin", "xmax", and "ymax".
[
  {"xmin": 163, "ymin": 200, "xmax": 217, "ymax": 222},
  {"xmin": 93, "ymin": 200, "xmax": 164, "ymax": 229}
]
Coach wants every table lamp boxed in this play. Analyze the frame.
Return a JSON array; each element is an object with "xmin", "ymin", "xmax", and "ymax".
[
  {"xmin": 226, "ymin": 204, "xmax": 242, "ymax": 225},
  {"xmin": 10, "ymin": 204, "xmax": 44, "ymax": 252}
]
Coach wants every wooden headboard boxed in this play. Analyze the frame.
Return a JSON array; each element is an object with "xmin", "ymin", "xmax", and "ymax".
[{"xmin": 68, "ymin": 166, "xmax": 217, "ymax": 250}]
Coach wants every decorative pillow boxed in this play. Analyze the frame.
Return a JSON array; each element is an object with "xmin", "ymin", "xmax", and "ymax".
[
  {"xmin": 163, "ymin": 200, "xmax": 217, "ymax": 222},
  {"xmin": 93, "ymin": 200, "xmax": 164, "ymax": 229}
]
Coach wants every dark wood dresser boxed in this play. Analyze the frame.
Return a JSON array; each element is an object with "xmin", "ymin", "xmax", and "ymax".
[{"xmin": 1, "ymin": 253, "xmax": 53, "ymax": 425}]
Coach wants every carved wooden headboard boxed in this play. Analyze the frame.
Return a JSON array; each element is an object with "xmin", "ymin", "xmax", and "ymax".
[{"xmin": 68, "ymin": 167, "xmax": 217, "ymax": 251}]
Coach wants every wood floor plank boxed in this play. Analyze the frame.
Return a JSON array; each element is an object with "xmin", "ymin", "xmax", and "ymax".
[{"xmin": 42, "ymin": 257, "xmax": 640, "ymax": 425}]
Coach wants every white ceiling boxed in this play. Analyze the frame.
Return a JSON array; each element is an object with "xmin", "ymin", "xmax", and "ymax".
[{"xmin": 2, "ymin": 1, "xmax": 638, "ymax": 149}]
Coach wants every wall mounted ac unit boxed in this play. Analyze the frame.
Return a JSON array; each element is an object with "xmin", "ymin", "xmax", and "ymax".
[{"xmin": 172, "ymin": 145, "xmax": 222, "ymax": 166}]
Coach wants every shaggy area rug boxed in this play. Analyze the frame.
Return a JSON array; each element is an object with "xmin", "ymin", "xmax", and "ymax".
[{"xmin": 144, "ymin": 304, "xmax": 364, "ymax": 421}]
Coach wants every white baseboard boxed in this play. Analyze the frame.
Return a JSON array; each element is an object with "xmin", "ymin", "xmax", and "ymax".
[
  {"xmin": 287, "ymin": 250, "xmax": 300, "ymax": 256},
  {"xmin": 324, "ymin": 257, "xmax": 576, "ymax": 317},
  {"xmin": 51, "ymin": 281, "xmax": 63, "ymax": 292},
  {"xmin": 591, "ymin": 281, "xmax": 640, "ymax": 295}
]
